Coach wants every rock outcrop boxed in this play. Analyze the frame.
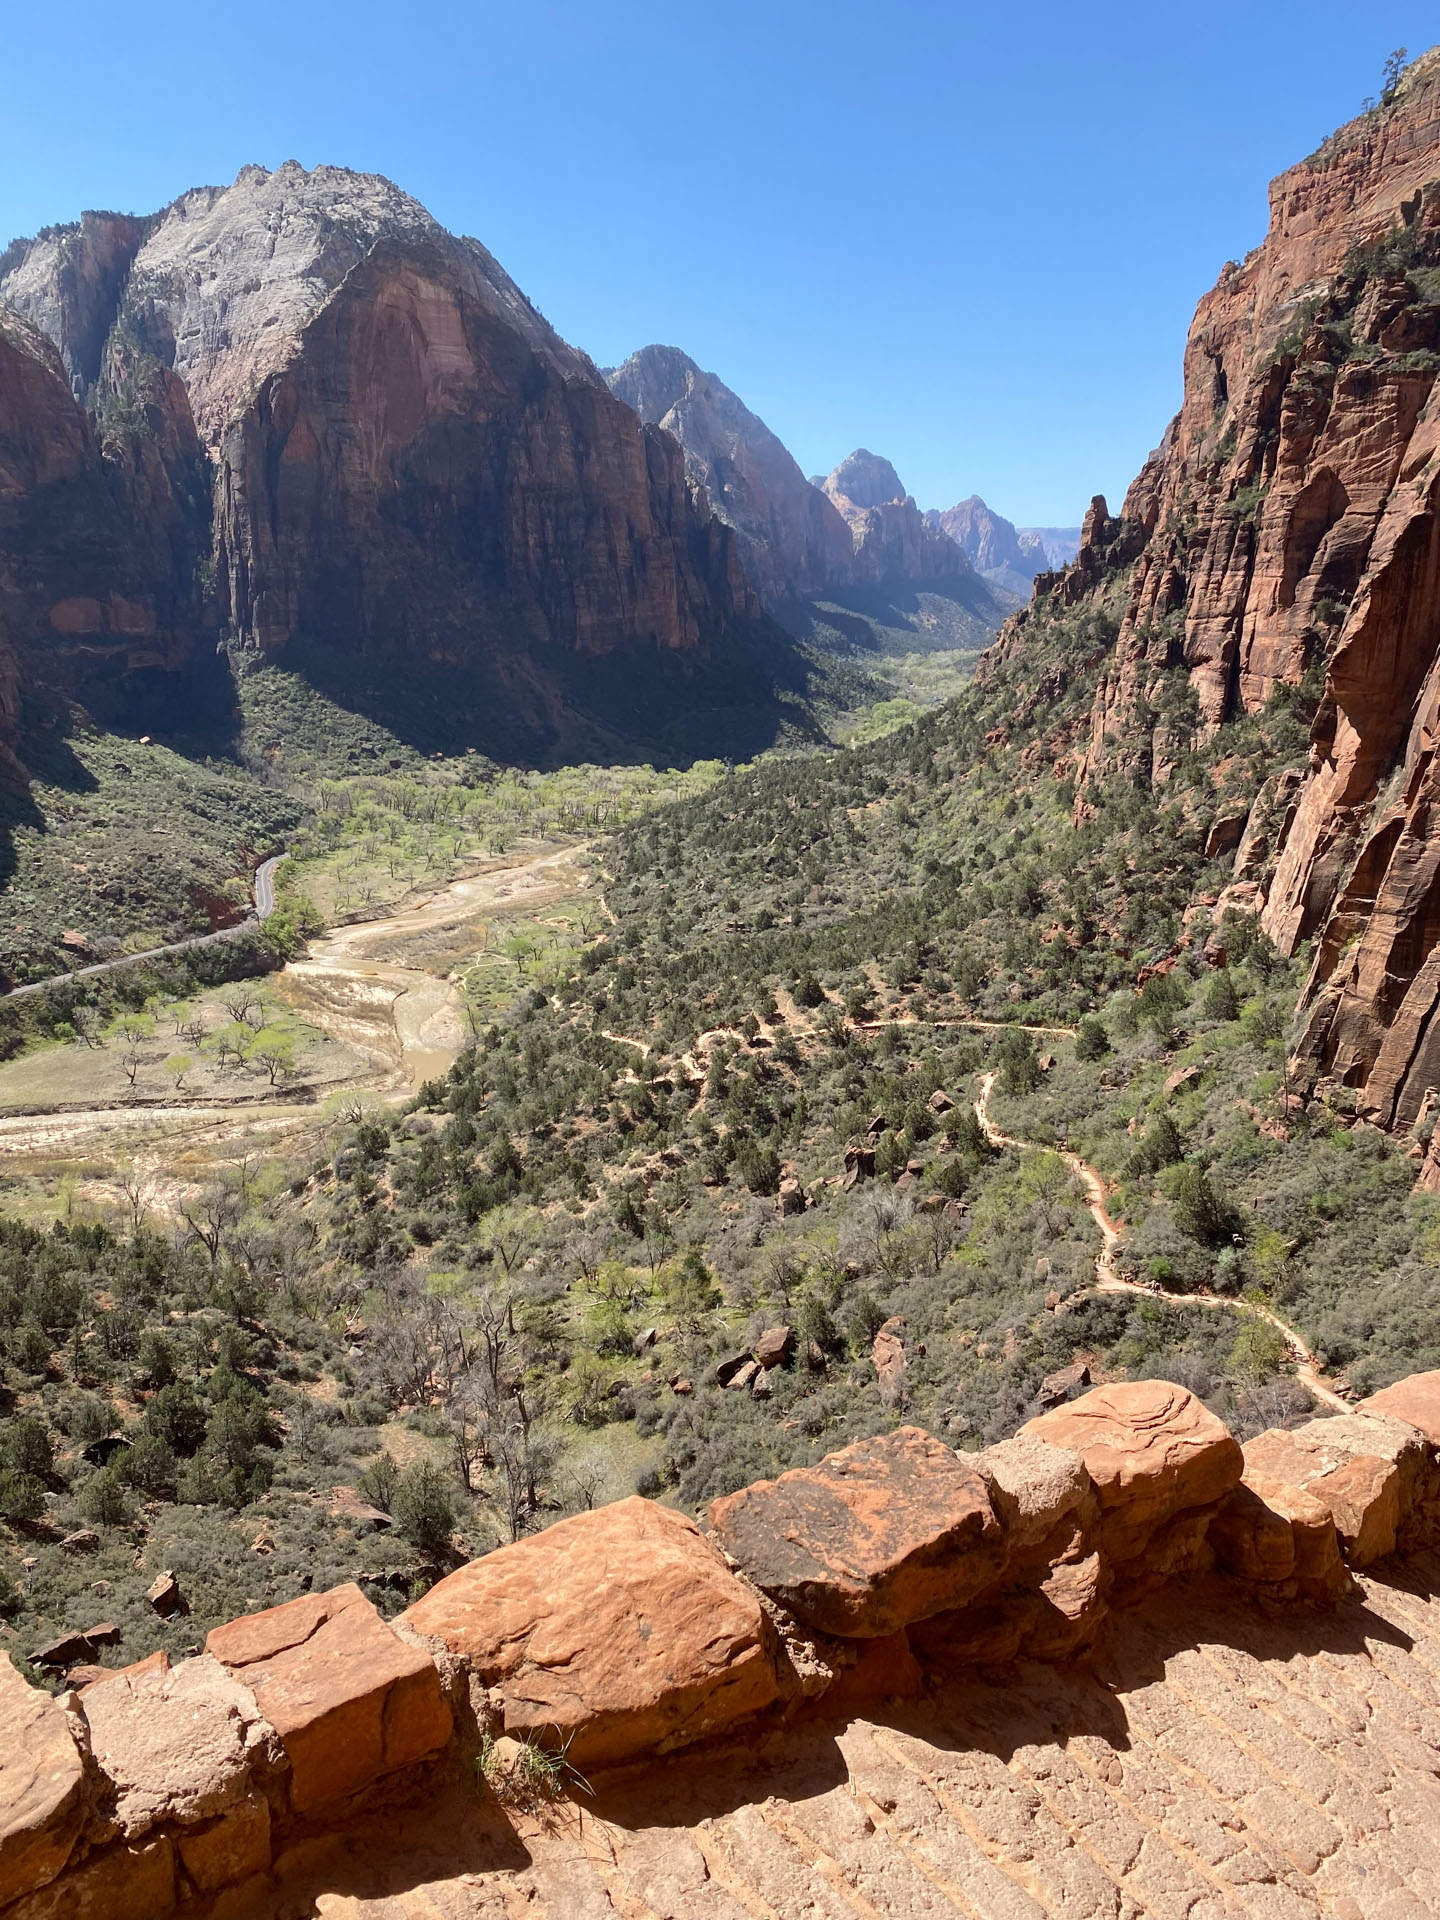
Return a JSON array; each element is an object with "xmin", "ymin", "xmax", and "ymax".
[
  {"xmin": 1019, "ymin": 1379, "xmax": 1243, "ymax": 1570},
  {"xmin": 982, "ymin": 51, "xmax": 1440, "ymax": 1150},
  {"xmin": 0, "ymin": 165, "xmax": 793, "ymax": 761},
  {"xmin": 604, "ymin": 345, "xmax": 854, "ymax": 607},
  {"xmin": 398, "ymin": 1497, "xmax": 778, "ymax": 1768},
  {"xmin": 818, "ymin": 449, "xmax": 971, "ymax": 585},
  {"xmin": 0, "ymin": 1654, "xmax": 85, "ymax": 1909},
  {"xmin": 707, "ymin": 1427, "xmax": 1002, "ymax": 1637},
  {"xmin": 205, "ymin": 1581, "xmax": 451, "ymax": 1814}
]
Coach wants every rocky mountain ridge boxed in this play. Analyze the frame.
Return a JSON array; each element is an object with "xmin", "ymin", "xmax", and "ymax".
[
  {"xmin": 0, "ymin": 164, "xmax": 796, "ymax": 766},
  {"xmin": 817, "ymin": 447, "xmax": 970, "ymax": 586},
  {"xmin": 983, "ymin": 48, "xmax": 1440, "ymax": 1157},
  {"xmin": 927, "ymin": 494, "xmax": 1081, "ymax": 598},
  {"xmin": 603, "ymin": 344, "xmax": 854, "ymax": 608}
]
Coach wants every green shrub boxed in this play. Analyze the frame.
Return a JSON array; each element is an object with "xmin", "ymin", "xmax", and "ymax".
[{"xmin": 393, "ymin": 1461, "xmax": 456, "ymax": 1555}]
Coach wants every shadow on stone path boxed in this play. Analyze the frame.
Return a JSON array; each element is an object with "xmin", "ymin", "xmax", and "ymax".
[{"xmin": 256, "ymin": 1555, "xmax": 1440, "ymax": 1919}]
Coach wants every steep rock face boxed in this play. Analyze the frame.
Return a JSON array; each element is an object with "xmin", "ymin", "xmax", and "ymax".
[
  {"xmin": 0, "ymin": 309, "xmax": 207, "ymax": 743},
  {"xmin": 604, "ymin": 344, "xmax": 853, "ymax": 606},
  {"xmin": 819, "ymin": 448, "xmax": 970, "ymax": 585},
  {"xmin": 984, "ymin": 52, "xmax": 1440, "ymax": 1141},
  {"xmin": 1, "ymin": 164, "xmax": 770, "ymax": 732},
  {"xmin": 928, "ymin": 494, "xmax": 1030, "ymax": 575},
  {"xmin": 0, "ymin": 210, "xmax": 154, "ymax": 393}
]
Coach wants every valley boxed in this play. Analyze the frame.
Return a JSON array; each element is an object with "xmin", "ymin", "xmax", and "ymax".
[
  {"xmin": 5, "ymin": 46, "xmax": 1440, "ymax": 1920},
  {"xmin": 0, "ymin": 835, "xmax": 597, "ymax": 1217}
]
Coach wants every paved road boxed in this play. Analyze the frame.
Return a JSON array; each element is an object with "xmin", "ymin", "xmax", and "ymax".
[
  {"xmin": 252, "ymin": 854, "xmax": 283, "ymax": 919},
  {"xmin": 3, "ymin": 851, "xmax": 287, "ymax": 1002}
]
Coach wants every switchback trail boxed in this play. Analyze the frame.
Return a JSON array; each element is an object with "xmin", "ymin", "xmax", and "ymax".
[{"xmin": 974, "ymin": 1070, "xmax": 1350, "ymax": 1413}]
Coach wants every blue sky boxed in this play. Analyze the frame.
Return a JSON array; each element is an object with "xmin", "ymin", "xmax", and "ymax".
[{"xmin": 1, "ymin": 2, "xmax": 1432, "ymax": 524}]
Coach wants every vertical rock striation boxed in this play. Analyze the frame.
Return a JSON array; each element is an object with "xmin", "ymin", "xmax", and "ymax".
[
  {"xmin": 0, "ymin": 163, "xmax": 786, "ymax": 756},
  {"xmin": 605, "ymin": 344, "xmax": 855, "ymax": 607}
]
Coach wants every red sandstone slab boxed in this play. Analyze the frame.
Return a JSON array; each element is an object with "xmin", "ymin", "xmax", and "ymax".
[
  {"xmin": 399, "ymin": 1497, "xmax": 778, "ymax": 1769},
  {"xmin": 1360, "ymin": 1369, "xmax": 1440, "ymax": 1443},
  {"xmin": 708, "ymin": 1426, "xmax": 1002, "ymax": 1638},
  {"xmin": 206, "ymin": 1582, "xmax": 451, "ymax": 1813},
  {"xmin": 0, "ymin": 1654, "xmax": 85, "ymax": 1909},
  {"xmin": 1242, "ymin": 1412, "xmax": 1429, "ymax": 1567}
]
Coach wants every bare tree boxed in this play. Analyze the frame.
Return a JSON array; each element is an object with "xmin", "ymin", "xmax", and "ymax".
[
  {"xmin": 116, "ymin": 1165, "xmax": 151, "ymax": 1236},
  {"xmin": 182, "ymin": 1182, "xmax": 241, "ymax": 1276},
  {"xmin": 220, "ymin": 985, "xmax": 263, "ymax": 1029}
]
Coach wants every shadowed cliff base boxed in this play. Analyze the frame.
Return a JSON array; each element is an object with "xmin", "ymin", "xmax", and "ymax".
[
  {"xmin": 258, "ymin": 621, "xmax": 825, "ymax": 769},
  {"xmin": 775, "ymin": 574, "xmax": 1021, "ymax": 660}
]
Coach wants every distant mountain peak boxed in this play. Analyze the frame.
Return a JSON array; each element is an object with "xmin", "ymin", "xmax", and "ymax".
[
  {"xmin": 606, "ymin": 344, "xmax": 854, "ymax": 605},
  {"xmin": 822, "ymin": 449, "xmax": 906, "ymax": 510}
]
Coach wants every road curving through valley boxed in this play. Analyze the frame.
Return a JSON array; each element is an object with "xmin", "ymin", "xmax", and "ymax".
[{"xmin": 0, "ymin": 841, "xmax": 593, "ymax": 1197}]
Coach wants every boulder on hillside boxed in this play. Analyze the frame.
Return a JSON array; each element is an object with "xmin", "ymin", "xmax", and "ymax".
[
  {"xmin": 0, "ymin": 1653, "xmax": 85, "ymax": 1909},
  {"xmin": 206, "ymin": 1582, "xmax": 451, "ymax": 1814},
  {"xmin": 707, "ymin": 1427, "xmax": 1001, "ymax": 1638},
  {"xmin": 753, "ymin": 1325, "xmax": 794, "ymax": 1369},
  {"xmin": 1241, "ymin": 1412, "xmax": 1433, "ymax": 1567},
  {"xmin": 1037, "ymin": 1361, "xmax": 1091, "ymax": 1409},
  {"xmin": 872, "ymin": 1317, "xmax": 908, "ymax": 1407},
  {"xmin": 146, "ymin": 1571, "xmax": 187, "ymax": 1617},
  {"xmin": 398, "ymin": 1498, "xmax": 778, "ymax": 1769},
  {"xmin": 31, "ymin": 1623, "xmax": 121, "ymax": 1670},
  {"xmin": 776, "ymin": 1177, "xmax": 807, "ymax": 1216},
  {"xmin": 1019, "ymin": 1380, "xmax": 1243, "ymax": 1568}
]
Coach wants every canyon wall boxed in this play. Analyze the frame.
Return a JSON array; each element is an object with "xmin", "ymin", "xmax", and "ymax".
[
  {"xmin": 0, "ymin": 165, "xmax": 781, "ymax": 755},
  {"xmin": 605, "ymin": 344, "xmax": 855, "ymax": 607},
  {"xmin": 0, "ymin": 307, "xmax": 210, "ymax": 749},
  {"xmin": 989, "ymin": 51, "xmax": 1440, "ymax": 1146}
]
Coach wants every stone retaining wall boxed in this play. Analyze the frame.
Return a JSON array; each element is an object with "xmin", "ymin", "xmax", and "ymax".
[{"xmin": 6, "ymin": 1370, "xmax": 1440, "ymax": 1918}]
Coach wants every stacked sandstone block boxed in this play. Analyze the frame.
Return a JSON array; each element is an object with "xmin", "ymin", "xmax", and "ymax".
[{"xmin": 5, "ymin": 1371, "xmax": 1440, "ymax": 1917}]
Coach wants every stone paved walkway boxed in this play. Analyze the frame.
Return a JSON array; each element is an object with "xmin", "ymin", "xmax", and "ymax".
[{"xmin": 267, "ymin": 1555, "xmax": 1440, "ymax": 1920}]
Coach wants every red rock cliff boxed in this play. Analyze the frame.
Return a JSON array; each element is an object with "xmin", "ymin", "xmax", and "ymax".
[
  {"xmin": 1, "ymin": 165, "xmax": 763, "ymax": 689},
  {"xmin": 0, "ymin": 308, "xmax": 207, "ymax": 744},
  {"xmin": 988, "ymin": 51, "xmax": 1440, "ymax": 1145}
]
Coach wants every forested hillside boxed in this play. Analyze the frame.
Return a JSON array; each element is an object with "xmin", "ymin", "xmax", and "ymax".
[{"xmin": 6, "ymin": 563, "xmax": 1436, "ymax": 1677}]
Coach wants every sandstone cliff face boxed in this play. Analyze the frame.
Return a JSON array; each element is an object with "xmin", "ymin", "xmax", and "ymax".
[
  {"xmin": 988, "ymin": 51, "xmax": 1440, "ymax": 1142},
  {"xmin": 604, "ymin": 344, "xmax": 854, "ymax": 607},
  {"xmin": 928, "ymin": 494, "xmax": 1023, "ymax": 573},
  {"xmin": 819, "ymin": 448, "xmax": 970, "ymax": 585},
  {"xmin": 0, "ymin": 165, "xmax": 771, "ymax": 747},
  {"xmin": 0, "ymin": 308, "xmax": 207, "ymax": 744}
]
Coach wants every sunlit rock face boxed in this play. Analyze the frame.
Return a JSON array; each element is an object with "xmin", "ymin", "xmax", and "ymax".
[
  {"xmin": 983, "ymin": 55, "xmax": 1440, "ymax": 1139},
  {"xmin": 0, "ymin": 164, "xmax": 772, "ymax": 749}
]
